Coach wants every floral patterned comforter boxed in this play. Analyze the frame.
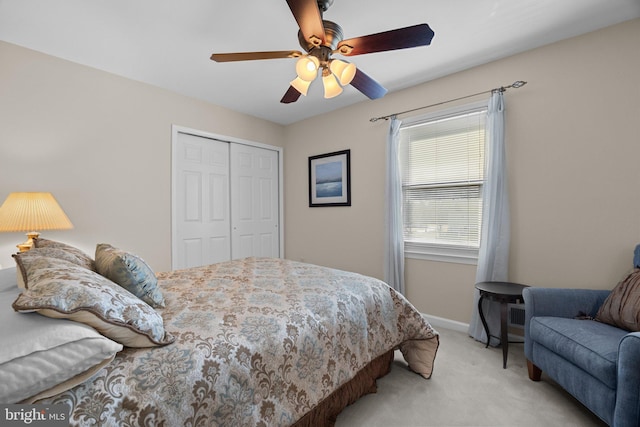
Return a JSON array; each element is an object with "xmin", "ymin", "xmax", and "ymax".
[{"xmin": 44, "ymin": 257, "xmax": 439, "ymax": 426}]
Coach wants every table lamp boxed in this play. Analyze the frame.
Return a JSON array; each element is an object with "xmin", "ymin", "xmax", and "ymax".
[{"xmin": 0, "ymin": 192, "xmax": 74, "ymax": 252}]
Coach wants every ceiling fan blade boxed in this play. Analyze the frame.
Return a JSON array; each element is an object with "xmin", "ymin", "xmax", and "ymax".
[
  {"xmin": 281, "ymin": 86, "xmax": 302, "ymax": 104},
  {"xmin": 286, "ymin": 0, "xmax": 326, "ymax": 46},
  {"xmin": 210, "ymin": 51, "xmax": 303, "ymax": 62},
  {"xmin": 336, "ymin": 23, "xmax": 434, "ymax": 56},
  {"xmin": 350, "ymin": 69, "xmax": 387, "ymax": 100}
]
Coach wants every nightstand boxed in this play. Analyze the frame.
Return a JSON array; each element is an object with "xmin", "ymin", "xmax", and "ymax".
[{"xmin": 475, "ymin": 281, "xmax": 529, "ymax": 368}]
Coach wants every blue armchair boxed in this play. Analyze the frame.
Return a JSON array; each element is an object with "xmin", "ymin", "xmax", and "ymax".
[{"xmin": 524, "ymin": 287, "xmax": 640, "ymax": 426}]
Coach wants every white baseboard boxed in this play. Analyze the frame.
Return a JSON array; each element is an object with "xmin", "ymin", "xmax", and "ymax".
[
  {"xmin": 423, "ymin": 313, "xmax": 526, "ymax": 344},
  {"xmin": 423, "ymin": 313, "xmax": 469, "ymax": 333}
]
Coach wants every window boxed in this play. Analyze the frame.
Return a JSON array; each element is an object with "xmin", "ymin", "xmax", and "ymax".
[{"xmin": 399, "ymin": 102, "xmax": 487, "ymax": 264}]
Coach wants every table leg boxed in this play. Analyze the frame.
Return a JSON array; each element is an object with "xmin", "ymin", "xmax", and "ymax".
[
  {"xmin": 500, "ymin": 300, "xmax": 509, "ymax": 369},
  {"xmin": 477, "ymin": 292, "xmax": 490, "ymax": 348}
]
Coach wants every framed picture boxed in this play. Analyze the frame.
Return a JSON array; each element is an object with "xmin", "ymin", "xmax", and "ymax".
[{"xmin": 309, "ymin": 149, "xmax": 351, "ymax": 207}]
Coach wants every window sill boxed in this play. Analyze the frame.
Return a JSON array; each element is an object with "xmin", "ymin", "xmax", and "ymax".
[{"xmin": 404, "ymin": 242, "xmax": 478, "ymax": 265}]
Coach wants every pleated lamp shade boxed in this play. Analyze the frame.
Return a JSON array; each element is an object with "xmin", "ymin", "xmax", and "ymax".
[{"xmin": 0, "ymin": 192, "xmax": 73, "ymax": 252}]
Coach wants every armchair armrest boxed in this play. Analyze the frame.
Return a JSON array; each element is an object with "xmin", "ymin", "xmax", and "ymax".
[{"xmin": 615, "ymin": 332, "xmax": 640, "ymax": 426}]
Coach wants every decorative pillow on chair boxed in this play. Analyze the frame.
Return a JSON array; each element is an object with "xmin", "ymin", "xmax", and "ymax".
[
  {"xmin": 596, "ymin": 268, "xmax": 640, "ymax": 332},
  {"xmin": 33, "ymin": 238, "xmax": 96, "ymax": 271},
  {"xmin": 12, "ymin": 256, "xmax": 174, "ymax": 348},
  {"xmin": 95, "ymin": 243, "xmax": 165, "ymax": 308}
]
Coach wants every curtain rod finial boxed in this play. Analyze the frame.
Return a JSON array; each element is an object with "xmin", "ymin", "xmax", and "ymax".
[{"xmin": 512, "ymin": 80, "xmax": 526, "ymax": 88}]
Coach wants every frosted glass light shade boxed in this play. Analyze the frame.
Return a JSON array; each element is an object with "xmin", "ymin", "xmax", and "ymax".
[
  {"xmin": 295, "ymin": 56, "xmax": 320, "ymax": 81},
  {"xmin": 329, "ymin": 59, "xmax": 356, "ymax": 86},
  {"xmin": 0, "ymin": 192, "xmax": 73, "ymax": 252},
  {"xmin": 322, "ymin": 73, "xmax": 343, "ymax": 98},
  {"xmin": 290, "ymin": 77, "xmax": 312, "ymax": 96}
]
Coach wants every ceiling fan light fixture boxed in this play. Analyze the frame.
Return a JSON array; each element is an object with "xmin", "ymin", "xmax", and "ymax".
[
  {"xmin": 211, "ymin": 1, "xmax": 436, "ymax": 104},
  {"xmin": 329, "ymin": 59, "xmax": 356, "ymax": 86},
  {"xmin": 290, "ymin": 76, "xmax": 312, "ymax": 96},
  {"xmin": 322, "ymin": 72, "xmax": 343, "ymax": 98},
  {"xmin": 295, "ymin": 56, "xmax": 320, "ymax": 81}
]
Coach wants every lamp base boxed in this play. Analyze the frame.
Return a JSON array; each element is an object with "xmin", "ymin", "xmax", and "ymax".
[{"xmin": 17, "ymin": 232, "xmax": 40, "ymax": 253}]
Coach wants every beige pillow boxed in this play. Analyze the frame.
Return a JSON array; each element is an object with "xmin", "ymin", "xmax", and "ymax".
[
  {"xmin": 33, "ymin": 238, "xmax": 96, "ymax": 271},
  {"xmin": 14, "ymin": 247, "xmax": 95, "ymax": 289},
  {"xmin": 12, "ymin": 256, "xmax": 174, "ymax": 347},
  {"xmin": 596, "ymin": 268, "xmax": 640, "ymax": 332}
]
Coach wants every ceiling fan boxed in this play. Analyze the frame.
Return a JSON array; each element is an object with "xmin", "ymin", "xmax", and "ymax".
[{"xmin": 210, "ymin": 0, "xmax": 435, "ymax": 104}]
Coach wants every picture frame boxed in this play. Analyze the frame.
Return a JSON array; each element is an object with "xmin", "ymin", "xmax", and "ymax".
[{"xmin": 309, "ymin": 149, "xmax": 351, "ymax": 207}]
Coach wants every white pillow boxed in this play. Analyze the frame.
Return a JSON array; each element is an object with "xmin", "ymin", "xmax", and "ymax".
[{"xmin": 0, "ymin": 285, "xmax": 123, "ymax": 403}]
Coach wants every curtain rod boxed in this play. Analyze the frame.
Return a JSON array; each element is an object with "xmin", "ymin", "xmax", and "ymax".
[{"xmin": 369, "ymin": 80, "xmax": 527, "ymax": 123}]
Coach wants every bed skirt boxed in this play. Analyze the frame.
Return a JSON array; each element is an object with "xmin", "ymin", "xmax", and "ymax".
[{"xmin": 292, "ymin": 349, "xmax": 395, "ymax": 427}]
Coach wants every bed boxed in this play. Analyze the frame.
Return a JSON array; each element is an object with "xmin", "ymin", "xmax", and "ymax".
[{"xmin": 0, "ymin": 240, "xmax": 439, "ymax": 426}]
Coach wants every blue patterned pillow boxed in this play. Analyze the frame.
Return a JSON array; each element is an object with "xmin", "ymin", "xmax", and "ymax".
[
  {"xmin": 12, "ymin": 256, "xmax": 174, "ymax": 348},
  {"xmin": 94, "ymin": 243, "xmax": 165, "ymax": 308}
]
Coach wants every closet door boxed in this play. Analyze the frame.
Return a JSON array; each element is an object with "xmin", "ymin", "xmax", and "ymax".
[
  {"xmin": 173, "ymin": 128, "xmax": 282, "ymax": 269},
  {"xmin": 230, "ymin": 143, "xmax": 280, "ymax": 259},
  {"xmin": 174, "ymin": 133, "xmax": 231, "ymax": 269}
]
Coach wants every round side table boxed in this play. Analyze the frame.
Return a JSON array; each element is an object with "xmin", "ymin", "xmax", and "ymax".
[{"xmin": 475, "ymin": 281, "xmax": 529, "ymax": 369}]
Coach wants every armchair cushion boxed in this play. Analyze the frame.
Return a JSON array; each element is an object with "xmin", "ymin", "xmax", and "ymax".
[
  {"xmin": 530, "ymin": 316, "xmax": 627, "ymax": 388},
  {"xmin": 524, "ymin": 287, "xmax": 610, "ymax": 359}
]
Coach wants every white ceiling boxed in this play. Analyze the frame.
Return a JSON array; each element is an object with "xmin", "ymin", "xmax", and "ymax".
[{"xmin": 1, "ymin": 0, "xmax": 638, "ymax": 125}]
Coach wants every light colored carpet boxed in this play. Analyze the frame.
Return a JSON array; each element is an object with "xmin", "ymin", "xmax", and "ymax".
[{"xmin": 336, "ymin": 327, "xmax": 608, "ymax": 427}]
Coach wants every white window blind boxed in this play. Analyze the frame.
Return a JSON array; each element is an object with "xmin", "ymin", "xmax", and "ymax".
[{"xmin": 399, "ymin": 106, "xmax": 486, "ymax": 254}]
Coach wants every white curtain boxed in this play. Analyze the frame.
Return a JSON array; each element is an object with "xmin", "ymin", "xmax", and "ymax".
[
  {"xmin": 384, "ymin": 117, "xmax": 405, "ymax": 294},
  {"xmin": 468, "ymin": 90, "xmax": 510, "ymax": 345}
]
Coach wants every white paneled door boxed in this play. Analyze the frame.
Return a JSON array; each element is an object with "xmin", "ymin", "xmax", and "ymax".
[
  {"xmin": 174, "ymin": 132, "xmax": 231, "ymax": 269},
  {"xmin": 230, "ymin": 143, "xmax": 279, "ymax": 259},
  {"xmin": 172, "ymin": 129, "xmax": 281, "ymax": 270}
]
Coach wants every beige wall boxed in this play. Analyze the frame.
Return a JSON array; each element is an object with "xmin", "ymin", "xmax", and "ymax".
[
  {"xmin": 0, "ymin": 40, "xmax": 284, "ymax": 271},
  {"xmin": 1, "ymin": 20, "xmax": 639, "ymax": 326},
  {"xmin": 284, "ymin": 19, "xmax": 640, "ymax": 323}
]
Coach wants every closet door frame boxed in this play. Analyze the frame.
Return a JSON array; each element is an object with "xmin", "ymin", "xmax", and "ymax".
[{"xmin": 171, "ymin": 124, "xmax": 284, "ymax": 270}]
